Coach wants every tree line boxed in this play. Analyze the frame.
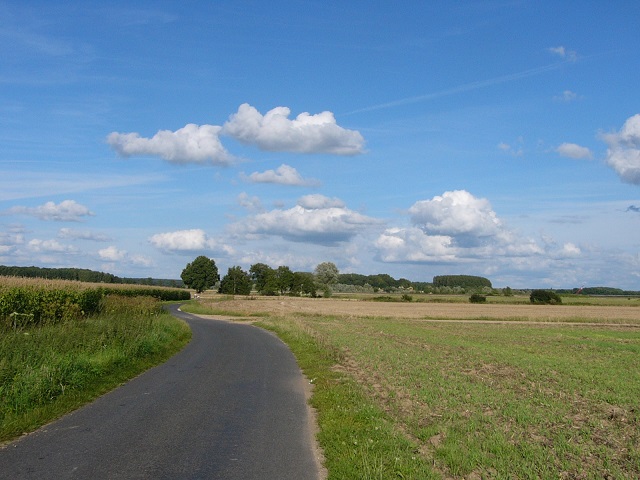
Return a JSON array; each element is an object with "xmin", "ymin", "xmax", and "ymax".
[
  {"xmin": 180, "ymin": 256, "xmax": 339, "ymax": 296},
  {"xmin": 0, "ymin": 265, "xmax": 183, "ymax": 288}
]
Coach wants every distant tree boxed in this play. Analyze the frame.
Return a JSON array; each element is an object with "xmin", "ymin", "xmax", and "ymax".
[
  {"xmin": 469, "ymin": 293, "xmax": 487, "ymax": 303},
  {"xmin": 530, "ymin": 289, "xmax": 562, "ymax": 305},
  {"xmin": 275, "ymin": 266, "xmax": 294, "ymax": 295},
  {"xmin": 314, "ymin": 262, "xmax": 339, "ymax": 296},
  {"xmin": 219, "ymin": 266, "xmax": 252, "ymax": 295},
  {"xmin": 181, "ymin": 256, "xmax": 219, "ymax": 293},
  {"xmin": 292, "ymin": 271, "xmax": 317, "ymax": 297},
  {"xmin": 249, "ymin": 263, "xmax": 273, "ymax": 293},
  {"xmin": 433, "ymin": 275, "xmax": 492, "ymax": 290},
  {"xmin": 503, "ymin": 286, "xmax": 513, "ymax": 297}
]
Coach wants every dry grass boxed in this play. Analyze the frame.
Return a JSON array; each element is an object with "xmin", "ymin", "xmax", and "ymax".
[{"xmin": 195, "ymin": 293, "xmax": 640, "ymax": 324}]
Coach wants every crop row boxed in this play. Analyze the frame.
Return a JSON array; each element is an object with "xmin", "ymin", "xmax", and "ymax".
[{"xmin": 0, "ymin": 278, "xmax": 190, "ymax": 328}]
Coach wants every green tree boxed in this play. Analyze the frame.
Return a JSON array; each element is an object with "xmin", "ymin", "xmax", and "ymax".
[
  {"xmin": 275, "ymin": 266, "xmax": 294, "ymax": 295},
  {"xmin": 181, "ymin": 256, "xmax": 219, "ymax": 293},
  {"xmin": 219, "ymin": 266, "xmax": 252, "ymax": 295},
  {"xmin": 530, "ymin": 289, "xmax": 562, "ymax": 305},
  {"xmin": 314, "ymin": 262, "xmax": 339, "ymax": 297},
  {"xmin": 249, "ymin": 263, "xmax": 274, "ymax": 293}
]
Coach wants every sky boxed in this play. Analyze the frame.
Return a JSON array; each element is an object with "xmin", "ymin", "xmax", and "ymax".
[{"xmin": 1, "ymin": 1, "xmax": 639, "ymax": 289}]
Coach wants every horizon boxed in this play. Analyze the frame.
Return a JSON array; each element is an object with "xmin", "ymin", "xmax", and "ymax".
[{"xmin": 1, "ymin": 2, "xmax": 639, "ymax": 290}]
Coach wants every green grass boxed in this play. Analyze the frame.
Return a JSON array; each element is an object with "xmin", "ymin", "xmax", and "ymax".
[
  {"xmin": 258, "ymin": 314, "xmax": 640, "ymax": 479},
  {"xmin": 0, "ymin": 297, "xmax": 191, "ymax": 443},
  {"xmin": 256, "ymin": 318, "xmax": 439, "ymax": 479}
]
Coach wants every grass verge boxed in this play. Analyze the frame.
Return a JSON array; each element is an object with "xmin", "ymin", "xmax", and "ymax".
[
  {"xmin": 0, "ymin": 298, "xmax": 191, "ymax": 443},
  {"xmin": 257, "ymin": 317, "xmax": 439, "ymax": 479}
]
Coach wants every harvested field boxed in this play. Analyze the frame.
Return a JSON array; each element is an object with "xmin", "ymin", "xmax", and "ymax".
[{"xmin": 198, "ymin": 294, "xmax": 640, "ymax": 324}]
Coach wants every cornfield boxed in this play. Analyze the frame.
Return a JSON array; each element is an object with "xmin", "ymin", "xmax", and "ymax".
[{"xmin": 0, "ymin": 276, "xmax": 190, "ymax": 329}]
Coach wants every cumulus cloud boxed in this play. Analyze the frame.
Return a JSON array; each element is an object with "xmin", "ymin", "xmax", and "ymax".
[
  {"xmin": 107, "ymin": 124, "xmax": 234, "ymax": 165},
  {"xmin": 7, "ymin": 200, "xmax": 94, "ymax": 222},
  {"xmin": 242, "ymin": 164, "xmax": 320, "ymax": 186},
  {"xmin": 149, "ymin": 228, "xmax": 235, "ymax": 254},
  {"xmin": 223, "ymin": 103, "xmax": 365, "ymax": 155},
  {"xmin": 601, "ymin": 114, "xmax": 640, "ymax": 185},
  {"xmin": 28, "ymin": 238, "xmax": 77, "ymax": 253},
  {"xmin": 409, "ymin": 190, "xmax": 502, "ymax": 240},
  {"xmin": 98, "ymin": 245, "xmax": 127, "ymax": 261},
  {"xmin": 297, "ymin": 194, "xmax": 345, "ymax": 209},
  {"xmin": 375, "ymin": 227, "xmax": 456, "ymax": 263},
  {"xmin": 235, "ymin": 195, "xmax": 381, "ymax": 245},
  {"xmin": 556, "ymin": 142, "xmax": 593, "ymax": 159},
  {"xmin": 375, "ymin": 190, "xmax": 555, "ymax": 265},
  {"xmin": 98, "ymin": 246, "xmax": 153, "ymax": 267}
]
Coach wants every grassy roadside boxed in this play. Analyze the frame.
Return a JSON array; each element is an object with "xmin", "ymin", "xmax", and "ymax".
[
  {"xmin": 256, "ymin": 317, "xmax": 438, "ymax": 479},
  {"xmin": 0, "ymin": 297, "xmax": 191, "ymax": 443}
]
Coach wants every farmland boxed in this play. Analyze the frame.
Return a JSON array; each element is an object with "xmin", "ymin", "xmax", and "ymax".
[
  {"xmin": 0, "ymin": 277, "xmax": 191, "ymax": 442},
  {"xmin": 186, "ymin": 294, "xmax": 640, "ymax": 479}
]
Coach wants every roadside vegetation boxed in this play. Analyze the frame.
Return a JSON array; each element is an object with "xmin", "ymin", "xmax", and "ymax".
[
  {"xmin": 190, "ymin": 294, "xmax": 640, "ymax": 479},
  {"xmin": 0, "ymin": 277, "xmax": 191, "ymax": 442}
]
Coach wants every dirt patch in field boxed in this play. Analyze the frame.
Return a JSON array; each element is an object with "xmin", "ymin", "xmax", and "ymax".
[{"xmin": 200, "ymin": 295, "xmax": 640, "ymax": 324}]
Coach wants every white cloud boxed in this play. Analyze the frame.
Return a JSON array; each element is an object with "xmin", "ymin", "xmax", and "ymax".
[
  {"xmin": 297, "ymin": 194, "xmax": 345, "ymax": 209},
  {"xmin": 0, "ymin": 229, "xmax": 24, "ymax": 254},
  {"xmin": 28, "ymin": 238, "xmax": 77, "ymax": 253},
  {"xmin": 375, "ymin": 227, "xmax": 457, "ymax": 263},
  {"xmin": 601, "ymin": 114, "xmax": 640, "ymax": 185},
  {"xmin": 7, "ymin": 200, "xmax": 94, "ymax": 221},
  {"xmin": 58, "ymin": 227, "xmax": 111, "ymax": 241},
  {"xmin": 235, "ymin": 195, "xmax": 381, "ymax": 245},
  {"xmin": 107, "ymin": 124, "xmax": 234, "ymax": 165},
  {"xmin": 556, "ymin": 142, "xmax": 593, "ymax": 159},
  {"xmin": 129, "ymin": 254, "xmax": 154, "ymax": 267},
  {"xmin": 237, "ymin": 192, "xmax": 263, "ymax": 212},
  {"xmin": 97, "ymin": 246, "xmax": 154, "ymax": 268},
  {"xmin": 222, "ymin": 103, "xmax": 365, "ymax": 155},
  {"xmin": 374, "ymin": 190, "xmax": 554, "ymax": 265},
  {"xmin": 242, "ymin": 164, "xmax": 320, "ymax": 186},
  {"xmin": 148, "ymin": 228, "xmax": 235, "ymax": 254},
  {"xmin": 560, "ymin": 242, "xmax": 581, "ymax": 257},
  {"xmin": 409, "ymin": 190, "xmax": 502, "ymax": 239},
  {"xmin": 548, "ymin": 45, "xmax": 577, "ymax": 62},
  {"xmin": 98, "ymin": 245, "xmax": 127, "ymax": 261}
]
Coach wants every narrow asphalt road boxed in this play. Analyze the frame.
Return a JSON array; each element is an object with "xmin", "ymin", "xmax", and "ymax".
[{"xmin": 0, "ymin": 305, "xmax": 323, "ymax": 479}]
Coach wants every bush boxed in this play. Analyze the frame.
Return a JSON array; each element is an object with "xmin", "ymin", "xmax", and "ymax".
[
  {"xmin": 530, "ymin": 289, "xmax": 562, "ymax": 305},
  {"xmin": 469, "ymin": 294, "xmax": 487, "ymax": 303}
]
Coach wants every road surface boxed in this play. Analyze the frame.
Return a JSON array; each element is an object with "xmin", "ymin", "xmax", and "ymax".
[{"xmin": 0, "ymin": 305, "xmax": 323, "ymax": 479}]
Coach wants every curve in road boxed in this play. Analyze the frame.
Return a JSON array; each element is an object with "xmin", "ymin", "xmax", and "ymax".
[{"xmin": 0, "ymin": 305, "xmax": 323, "ymax": 480}]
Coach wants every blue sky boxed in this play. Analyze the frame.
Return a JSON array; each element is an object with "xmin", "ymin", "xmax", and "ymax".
[{"xmin": 1, "ymin": 1, "xmax": 639, "ymax": 289}]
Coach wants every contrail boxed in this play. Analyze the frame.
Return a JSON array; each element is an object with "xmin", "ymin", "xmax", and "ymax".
[{"xmin": 343, "ymin": 60, "xmax": 573, "ymax": 116}]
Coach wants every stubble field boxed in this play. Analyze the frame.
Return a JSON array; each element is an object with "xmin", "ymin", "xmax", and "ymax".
[{"xmin": 191, "ymin": 294, "xmax": 640, "ymax": 479}]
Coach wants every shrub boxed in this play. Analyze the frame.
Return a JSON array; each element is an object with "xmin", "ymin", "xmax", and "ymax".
[
  {"xmin": 530, "ymin": 289, "xmax": 562, "ymax": 305},
  {"xmin": 469, "ymin": 293, "xmax": 487, "ymax": 303}
]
